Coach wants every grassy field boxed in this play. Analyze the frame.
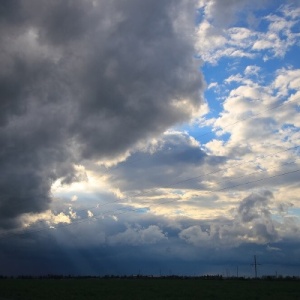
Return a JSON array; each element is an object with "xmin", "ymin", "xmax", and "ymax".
[{"xmin": 0, "ymin": 278, "xmax": 299, "ymax": 300}]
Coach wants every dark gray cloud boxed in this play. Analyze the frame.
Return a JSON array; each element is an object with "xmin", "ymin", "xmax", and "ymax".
[
  {"xmin": 236, "ymin": 191, "xmax": 278, "ymax": 243},
  {"xmin": 238, "ymin": 190, "xmax": 273, "ymax": 223},
  {"xmin": 0, "ymin": 0, "xmax": 203, "ymax": 228},
  {"xmin": 101, "ymin": 131, "xmax": 226, "ymax": 192},
  {"xmin": 223, "ymin": 191, "xmax": 278, "ymax": 245},
  {"xmin": 178, "ymin": 191, "xmax": 280, "ymax": 248},
  {"xmin": 105, "ymin": 132, "xmax": 208, "ymax": 191},
  {"xmin": 1, "ymin": 211, "xmax": 299, "ymax": 276},
  {"xmin": 0, "ymin": 58, "xmax": 82, "ymax": 226}
]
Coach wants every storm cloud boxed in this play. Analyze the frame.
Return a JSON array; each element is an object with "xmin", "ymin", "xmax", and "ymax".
[{"xmin": 0, "ymin": 0, "xmax": 203, "ymax": 229}]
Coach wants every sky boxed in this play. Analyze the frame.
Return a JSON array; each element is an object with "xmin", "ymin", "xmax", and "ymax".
[{"xmin": 0, "ymin": 0, "xmax": 299, "ymax": 277}]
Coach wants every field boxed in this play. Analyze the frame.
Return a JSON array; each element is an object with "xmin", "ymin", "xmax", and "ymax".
[{"xmin": 0, "ymin": 278, "xmax": 299, "ymax": 300}]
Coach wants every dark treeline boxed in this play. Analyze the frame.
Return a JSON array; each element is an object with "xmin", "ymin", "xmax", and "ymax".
[{"xmin": 0, "ymin": 274, "xmax": 299, "ymax": 281}]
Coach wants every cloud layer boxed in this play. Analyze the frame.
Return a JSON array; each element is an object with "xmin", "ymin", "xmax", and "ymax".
[
  {"xmin": 0, "ymin": 0, "xmax": 299, "ymax": 277},
  {"xmin": 0, "ymin": 0, "xmax": 203, "ymax": 229}
]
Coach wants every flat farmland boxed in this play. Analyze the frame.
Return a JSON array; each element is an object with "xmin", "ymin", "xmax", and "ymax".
[{"xmin": 0, "ymin": 278, "xmax": 299, "ymax": 300}]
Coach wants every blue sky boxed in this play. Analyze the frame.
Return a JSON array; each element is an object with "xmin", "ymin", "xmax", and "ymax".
[{"xmin": 0, "ymin": 0, "xmax": 299, "ymax": 277}]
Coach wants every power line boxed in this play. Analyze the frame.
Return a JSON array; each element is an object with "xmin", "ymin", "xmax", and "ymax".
[
  {"xmin": 176, "ymin": 159, "xmax": 298, "ymax": 196},
  {"xmin": 0, "ymin": 100, "xmax": 299, "ymax": 240},
  {"xmin": 216, "ymin": 168, "xmax": 300, "ymax": 192},
  {"xmin": 4, "ymin": 144, "xmax": 298, "ymax": 232},
  {"xmin": 114, "ymin": 158, "xmax": 299, "ymax": 210},
  {"xmin": 1, "ymin": 144, "xmax": 298, "ymax": 231},
  {"xmin": 88, "ymin": 145, "xmax": 299, "ymax": 209},
  {"xmin": 53, "ymin": 97, "xmax": 299, "ymax": 222},
  {"xmin": 144, "ymin": 168, "xmax": 300, "ymax": 208},
  {"xmin": 1, "ymin": 167, "xmax": 299, "ymax": 241},
  {"xmin": 74, "ymin": 167, "xmax": 300, "ymax": 223},
  {"xmin": 1, "ymin": 137, "xmax": 299, "ymax": 245},
  {"xmin": 2, "ymin": 97, "xmax": 298, "ymax": 215},
  {"xmin": 212, "ymin": 159, "xmax": 298, "ymax": 187},
  {"xmin": 162, "ymin": 146, "xmax": 299, "ymax": 189},
  {"xmin": 37, "ymin": 144, "xmax": 299, "ymax": 225}
]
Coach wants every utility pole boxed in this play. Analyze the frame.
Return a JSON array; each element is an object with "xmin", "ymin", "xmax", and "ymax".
[
  {"xmin": 251, "ymin": 255, "xmax": 261, "ymax": 278},
  {"xmin": 236, "ymin": 266, "xmax": 239, "ymax": 278}
]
